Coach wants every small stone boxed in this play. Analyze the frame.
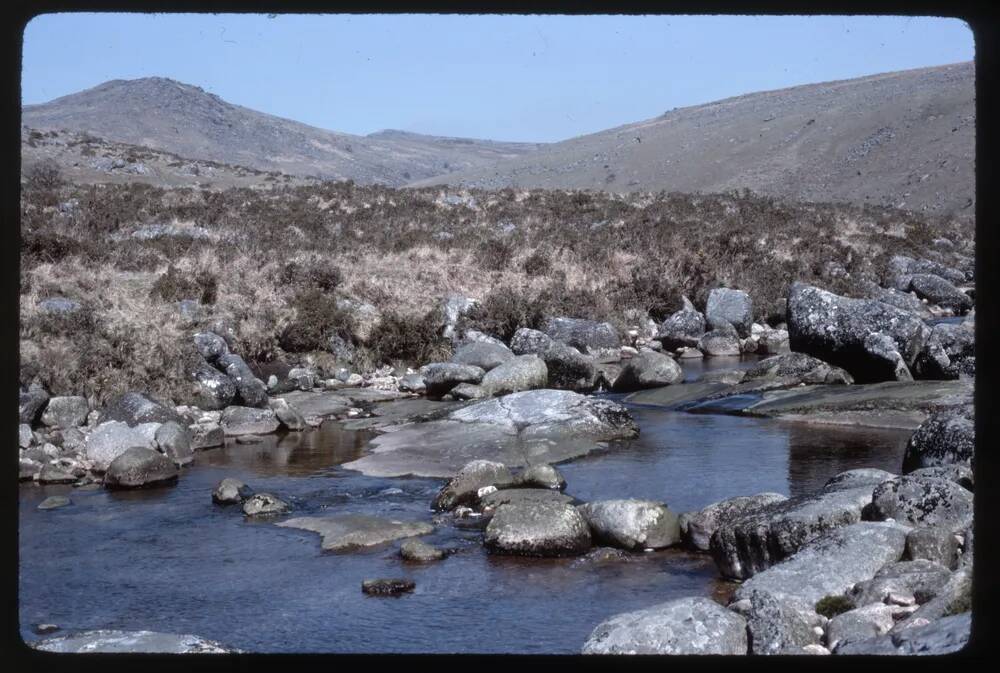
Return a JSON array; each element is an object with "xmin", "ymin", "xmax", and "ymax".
[
  {"xmin": 802, "ymin": 644, "xmax": 830, "ymax": 655},
  {"xmin": 212, "ymin": 478, "xmax": 253, "ymax": 505},
  {"xmin": 33, "ymin": 624, "xmax": 60, "ymax": 635},
  {"xmin": 242, "ymin": 493, "xmax": 290, "ymax": 517},
  {"xmin": 362, "ymin": 578, "xmax": 415, "ymax": 596}
]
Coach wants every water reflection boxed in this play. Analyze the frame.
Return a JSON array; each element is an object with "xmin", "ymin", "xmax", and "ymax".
[{"xmin": 198, "ymin": 423, "xmax": 374, "ymax": 476}]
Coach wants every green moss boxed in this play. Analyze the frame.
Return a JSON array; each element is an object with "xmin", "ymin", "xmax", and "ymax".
[{"xmin": 815, "ymin": 594, "xmax": 854, "ymax": 619}]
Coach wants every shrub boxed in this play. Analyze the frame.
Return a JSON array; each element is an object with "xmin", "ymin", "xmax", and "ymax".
[
  {"xmin": 279, "ymin": 260, "xmax": 343, "ymax": 292},
  {"xmin": 522, "ymin": 249, "xmax": 552, "ymax": 276},
  {"xmin": 23, "ymin": 159, "xmax": 65, "ymax": 192},
  {"xmin": 367, "ymin": 308, "xmax": 451, "ymax": 365},
  {"xmin": 478, "ymin": 237, "xmax": 516, "ymax": 271},
  {"xmin": 149, "ymin": 265, "xmax": 218, "ymax": 304},
  {"xmin": 461, "ymin": 286, "xmax": 546, "ymax": 342},
  {"xmin": 815, "ymin": 595, "xmax": 854, "ymax": 619},
  {"xmin": 278, "ymin": 289, "xmax": 355, "ymax": 353}
]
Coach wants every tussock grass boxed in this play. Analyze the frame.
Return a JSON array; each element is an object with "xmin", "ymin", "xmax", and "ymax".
[{"xmin": 20, "ymin": 178, "xmax": 973, "ymax": 405}]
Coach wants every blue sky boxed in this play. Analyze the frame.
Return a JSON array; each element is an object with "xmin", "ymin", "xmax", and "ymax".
[{"xmin": 22, "ymin": 13, "xmax": 974, "ymax": 143}]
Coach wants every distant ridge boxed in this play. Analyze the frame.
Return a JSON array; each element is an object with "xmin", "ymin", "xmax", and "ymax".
[
  {"xmin": 411, "ymin": 62, "xmax": 975, "ymax": 218},
  {"xmin": 22, "ymin": 76, "xmax": 545, "ymax": 186}
]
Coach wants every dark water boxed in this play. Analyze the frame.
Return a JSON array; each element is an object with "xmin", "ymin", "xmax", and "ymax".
[{"xmin": 19, "ymin": 359, "xmax": 912, "ymax": 653}]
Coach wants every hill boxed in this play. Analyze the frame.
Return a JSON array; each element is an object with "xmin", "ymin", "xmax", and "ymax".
[
  {"xmin": 410, "ymin": 62, "xmax": 975, "ymax": 218},
  {"xmin": 22, "ymin": 77, "xmax": 545, "ymax": 186}
]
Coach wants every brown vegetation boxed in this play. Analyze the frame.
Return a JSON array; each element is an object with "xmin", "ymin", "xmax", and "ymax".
[{"xmin": 19, "ymin": 178, "xmax": 973, "ymax": 405}]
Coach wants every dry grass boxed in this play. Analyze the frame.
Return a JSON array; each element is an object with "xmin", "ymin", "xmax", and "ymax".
[{"xmin": 19, "ymin": 177, "xmax": 974, "ymax": 405}]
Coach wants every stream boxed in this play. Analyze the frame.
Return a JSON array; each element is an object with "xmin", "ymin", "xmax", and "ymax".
[{"xmin": 18, "ymin": 356, "xmax": 913, "ymax": 654}]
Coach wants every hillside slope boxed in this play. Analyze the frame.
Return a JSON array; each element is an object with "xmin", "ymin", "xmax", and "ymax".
[
  {"xmin": 411, "ymin": 62, "xmax": 975, "ymax": 218},
  {"xmin": 22, "ymin": 77, "xmax": 545, "ymax": 186}
]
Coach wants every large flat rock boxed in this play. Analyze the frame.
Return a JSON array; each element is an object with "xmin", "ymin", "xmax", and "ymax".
[
  {"xmin": 276, "ymin": 514, "xmax": 433, "ymax": 552},
  {"xmin": 276, "ymin": 388, "xmax": 411, "ymax": 420},
  {"xmin": 342, "ymin": 389, "xmax": 637, "ymax": 478}
]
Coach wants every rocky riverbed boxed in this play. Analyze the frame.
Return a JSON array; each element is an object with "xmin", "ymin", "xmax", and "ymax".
[{"xmin": 19, "ymin": 273, "xmax": 974, "ymax": 654}]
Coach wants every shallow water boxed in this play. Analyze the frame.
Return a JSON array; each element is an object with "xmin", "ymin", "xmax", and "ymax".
[{"xmin": 19, "ymin": 358, "xmax": 912, "ymax": 654}]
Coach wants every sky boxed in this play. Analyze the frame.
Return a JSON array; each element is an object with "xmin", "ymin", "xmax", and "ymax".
[{"xmin": 21, "ymin": 13, "xmax": 975, "ymax": 143}]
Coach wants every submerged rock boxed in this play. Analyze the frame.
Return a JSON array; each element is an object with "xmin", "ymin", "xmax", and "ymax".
[
  {"xmin": 362, "ymin": 578, "xmax": 415, "ymax": 596},
  {"xmin": 484, "ymin": 501, "xmax": 591, "ymax": 557},
  {"xmin": 31, "ymin": 629, "xmax": 234, "ymax": 653},
  {"xmin": 478, "ymin": 488, "xmax": 575, "ymax": 512},
  {"xmin": 577, "ymin": 499, "xmax": 680, "ymax": 550},
  {"xmin": 582, "ymin": 597, "xmax": 748, "ymax": 655},
  {"xmin": 38, "ymin": 495, "xmax": 72, "ymax": 510},
  {"xmin": 399, "ymin": 538, "xmax": 444, "ymax": 562},
  {"xmin": 276, "ymin": 514, "xmax": 433, "ymax": 551}
]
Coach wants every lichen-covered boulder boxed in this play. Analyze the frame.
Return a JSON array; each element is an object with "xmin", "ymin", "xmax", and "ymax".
[
  {"xmin": 478, "ymin": 354, "xmax": 548, "ymax": 397},
  {"xmin": 543, "ymin": 317, "xmax": 621, "ymax": 361},
  {"xmin": 189, "ymin": 360, "xmax": 237, "ymax": 410},
  {"xmin": 98, "ymin": 391, "xmax": 183, "ymax": 427},
  {"xmin": 901, "ymin": 405, "xmax": 974, "ymax": 473},
  {"xmin": 611, "ymin": 351, "xmax": 683, "ymax": 391},
  {"xmin": 656, "ymin": 297, "xmax": 706, "ymax": 350},
  {"xmin": 908, "ymin": 274, "xmax": 973, "ymax": 314},
  {"xmin": 680, "ymin": 493, "xmax": 788, "ymax": 551},
  {"xmin": 421, "ymin": 362, "xmax": 486, "ymax": 399},
  {"xmin": 711, "ymin": 485, "xmax": 883, "ymax": 580},
  {"xmin": 509, "ymin": 327, "xmax": 554, "ymax": 355},
  {"xmin": 103, "ymin": 447, "xmax": 179, "ymax": 489},
  {"xmin": 40, "ymin": 396, "xmax": 89, "ymax": 429},
  {"xmin": 220, "ymin": 406, "xmax": 279, "ymax": 436},
  {"xmin": 216, "ymin": 353, "xmax": 268, "ymax": 408},
  {"xmin": 742, "ymin": 352, "xmax": 853, "ymax": 384},
  {"xmin": 577, "ymin": 499, "xmax": 680, "ymax": 550},
  {"xmin": 865, "ymin": 476, "xmax": 973, "ymax": 532},
  {"xmin": 484, "ymin": 501, "xmax": 592, "ymax": 557},
  {"xmin": 582, "ymin": 597, "xmax": 748, "ymax": 655},
  {"xmin": 450, "ymin": 340, "xmax": 515, "ymax": 372},
  {"xmin": 432, "ymin": 459, "xmax": 515, "ymax": 511},
  {"xmin": 706, "ymin": 288, "xmax": 753, "ymax": 337},
  {"xmin": 912, "ymin": 321, "xmax": 974, "ymax": 380},
  {"xmin": 786, "ymin": 282, "xmax": 928, "ymax": 383},
  {"xmin": 698, "ymin": 330, "xmax": 741, "ymax": 356}
]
